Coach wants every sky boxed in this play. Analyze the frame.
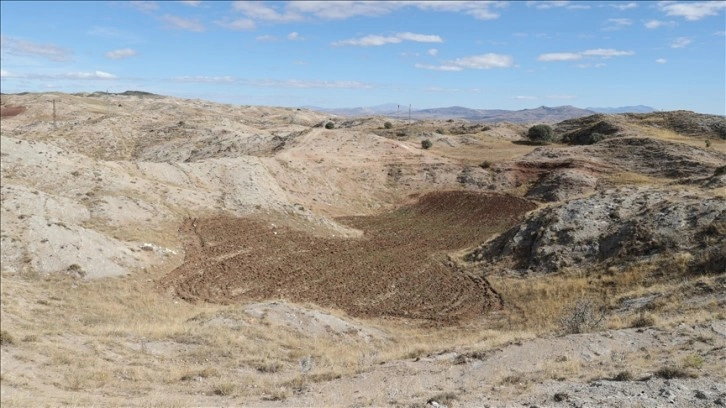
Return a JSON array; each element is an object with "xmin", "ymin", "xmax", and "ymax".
[{"xmin": 1, "ymin": 1, "xmax": 725, "ymax": 114}]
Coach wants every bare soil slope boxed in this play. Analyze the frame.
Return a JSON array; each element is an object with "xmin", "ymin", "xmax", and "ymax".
[{"xmin": 159, "ymin": 191, "xmax": 536, "ymax": 322}]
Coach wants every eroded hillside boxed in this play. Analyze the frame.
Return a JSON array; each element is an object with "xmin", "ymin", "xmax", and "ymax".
[{"xmin": 1, "ymin": 92, "xmax": 724, "ymax": 407}]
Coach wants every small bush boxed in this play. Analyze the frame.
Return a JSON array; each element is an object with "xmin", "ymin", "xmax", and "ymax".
[
  {"xmin": 255, "ymin": 360, "xmax": 283, "ymax": 373},
  {"xmin": 324, "ymin": 122, "xmax": 334, "ymax": 130},
  {"xmin": 682, "ymin": 354, "xmax": 704, "ymax": 369},
  {"xmin": 0, "ymin": 330, "xmax": 15, "ymax": 346},
  {"xmin": 384, "ymin": 121, "xmax": 393, "ymax": 129},
  {"xmin": 630, "ymin": 312, "xmax": 656, "ymax": 328},
  {"xmin": 479, "ymin": 160, "xmax": 491, "ymax": 169},
  {"xmin": 705, "ymin": 139, "xmax": 712, "ymax": 148},
  {"xmin": 612, "ymin": 371, "xmax": 633, "ymax": 381},
  {"xmin": 654, "ymin": 366, "xmax": 694, "ymax": 379},
  {"xmin": 553, "ymin": 392, "xmax": 570, "ymax": 402},
  {"xmin": 213, "ymin": 382, "xmax": 237, "ymax": 396},
  {"xmin": 421, "ymin": 139, "xmax": 433, "ymax": 149},
  {"xmin": 427, "ymin": 392, "xmax": 458, "ymax": 406},
  {"xmin": 559, "ymin": 299, "xmax": 604, "ymax": 334},
  {"xmin": 527, "ymin": 124, "xmax": 554, "ymax": 143},
  {"xmin": 584, "ymin": 132, "xmax": 606, "ymax": 145}
]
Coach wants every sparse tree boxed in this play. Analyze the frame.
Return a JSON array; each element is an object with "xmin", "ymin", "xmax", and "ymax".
[
  {"xmin": 527, "ymin": 124, "xmax": 554, "ymax": 144},
  {"xmin": 384, "ymin": 121, "xmax": 393, "ymax": 129},
  {"xmin": 421, "ymin": 139, "xmax": 433, "ymax": 149},
  {"xmin": 325, "ymin": 122, "xmax": 334, "ymax": 130}
]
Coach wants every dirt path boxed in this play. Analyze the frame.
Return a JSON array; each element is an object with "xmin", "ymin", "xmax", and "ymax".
[{"xmin": 158, "ymin": 191, "xmax": 536, "ymax": 323}]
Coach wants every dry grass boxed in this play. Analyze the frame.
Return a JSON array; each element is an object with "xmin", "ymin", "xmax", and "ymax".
[
  {"xmin": 605, "ymin": 171, "xmax": 666, "ymax": 186},
  {"xmin": 642, "ymin": 127, "xmax": 726, "ymax": 154},
  {"xmin": 487, "ymin": 254, "xmax": 724, "ymax": 335}
]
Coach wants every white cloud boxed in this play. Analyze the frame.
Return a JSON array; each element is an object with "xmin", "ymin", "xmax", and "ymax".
[
  {"xmin": 604, "ymin": 18, "xmax": 632, "ymax": 30},
  {"xmin": 414, "ymin": 63, "xmax": 462, "ymax": 71},
  {"xmin": 0, "ymin": 71, "xmax": 117, "ymax": 80},
  {"xmin": 287, "ymin": 32, "xmax": 301, "ymax": 40},
  {"xmin": 332, "ymin": 32, "xmax": 443, "ymax": 47},
  {"xmin": 397, "ymin": 32, "xmax": 443, "ymax": 43},
  {"xmin": 162, "ymin": 15, "xmax": 205, "ymax": 32},
  {"xmin": 287, "ymin": 1, "xmax": 399, "ymax": 20},
  {"xmin": 409, "ymin": 1, "xmax": 506, "ymax": 20},
  {"xmin": 173, "ymin": 76, "xmax": 236, "ymax": 83},
  {"xmin": 87, "ymin": 26, "xmax": 143, "ymax": 43},
  {"xmin": 245, "ymin": 79, "xmax": 373, "ymax": 89},
  {"xmin": 424, "ymin": 86, "xmax": 461, "ymax": 92},
  {"xmin": 0, "ymin": 69, "xmax": 9, "ymax": 78},
  {"xmin": 611, "ymin": 2, "xmax": 637, "ymax": 10},
  {"xmin": 576, "ymin": 63, "xmax": 606, "ymax": 69},
  {"xmin": 451, "ymin": 53, "xmax": 514, "ymax": 69},
  {"xmin": 538, "ymin": 48, "xmax": 634, "ymax": 62},
  {"xmin": 64, "ymin": 71, "xmax": 117, "ymax": 80},
  {"xmin": 658, "ymin": 1, "xmax": 726, "ymax": 21},
  {"xmin": 581, "ymin": 48, "xmax": 635, "ymax": 57},
  {"xmin": 231, "ymin": 1, "xmax": 506, "ymax": 23},
  {"xmin": 129, "ymin": 1, "xmax": 158, "ymax": 13},
  {"xmin": 256, "ymin": 34, "xmax": 277, "ymax": 41},
  {"xmin": 179, "ymin": 0, "xmax": 201, "ymax": 6},
  {"xmin": 287, "ymin": 1, "xmax": 506, "ymax": 21},
  {"xmin": 670, "ymin": 37, "xmax": 692, "ymax": 48},
  {"xmin": 644, "ymin": 19, "xmax": 676, "ymax": 29},
  {"xmin": 215, "ymin": 18, "xmax": 256, "ymax": 31},
  {"xmin": 428, "ymin": 48, "xmax": 438, "ymax": 56},
  {"xmin": 656, "ymin": 58, "xmax": 668, "ymax": 64},
  {"xmin": 233, "ymin": 1, "xmax": 303, "ymax": 22},
  {"xmin": 1, "ymin": 35, "xmax": 72, "ymax": 62},
  {"xmin": 416, "ymin": 53, "xmax": 514, "ymax": 71},
  {"xmin": 514, "ymin": 95, "xmax": 538, "ymax": 100},
  {"xmin": 333, "ymin": 35, "xmax": 401, "ymax": 47},
  {"xmin": 537, "ymin": 52, "xmax": 582, "ymax": 61},
  {"xmin": 715, "ymin": 30, "xmax": 726, "ymax": 36},
  {"xmin": 105, "ymin": 48, "xmax": 137, "ymax": 60},
  {"xmin": 527, "ymin": 1, "xmax": 570, "ymax": 10}
]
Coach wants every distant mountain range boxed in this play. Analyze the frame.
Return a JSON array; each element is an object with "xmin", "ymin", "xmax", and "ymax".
[{"xmin": 306, "ymin": 104, "xmax": 656, "ymax": 124}]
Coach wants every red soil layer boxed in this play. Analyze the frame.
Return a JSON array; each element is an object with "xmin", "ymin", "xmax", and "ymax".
[
  {"xmin": 158, "ymin": 191, "xmax": 537, "ymax": 323},
  {"xmin": 0, "ymin": 105, "xmax": 26, "ymax": 117}
]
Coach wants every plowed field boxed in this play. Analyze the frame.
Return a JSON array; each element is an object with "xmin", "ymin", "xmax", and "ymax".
[{"xmin": 159, "ymin": 191, "xmax": 537, "ymax": 323}]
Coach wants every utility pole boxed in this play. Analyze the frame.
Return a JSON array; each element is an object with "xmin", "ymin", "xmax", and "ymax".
[{"xmin": 52, "ymin": 99, "xmax": 56, "ymax": 129}]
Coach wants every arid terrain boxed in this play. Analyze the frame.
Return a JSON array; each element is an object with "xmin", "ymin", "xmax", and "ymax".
[{"xmin": 1, "ymin": 92, "xmax": 725, "ymax": 407}]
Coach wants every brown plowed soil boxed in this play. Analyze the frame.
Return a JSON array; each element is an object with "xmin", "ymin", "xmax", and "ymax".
[{"xmin": 158, "ymin": 191, "xmax": 537, "ymax": 323}]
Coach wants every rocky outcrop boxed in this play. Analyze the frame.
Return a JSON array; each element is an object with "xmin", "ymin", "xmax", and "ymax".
[{"xmin": 466, "ymin": 187, "xmax": 726, "ymax": 274}]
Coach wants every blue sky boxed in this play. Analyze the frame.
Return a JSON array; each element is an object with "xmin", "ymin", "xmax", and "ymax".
[{"xmin": 1, "ymin": 1, "xmax": 725, "ymax": 114}]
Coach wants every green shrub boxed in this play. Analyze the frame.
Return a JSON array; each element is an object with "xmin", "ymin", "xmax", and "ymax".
[
  {"xmin": 324, "ymin": 122, "xmax": 334, "ymax": 130},
  {"xmin": 682, "ymin": 354, "xmax": 704, "ymax": 369},
  {"xmin": 421, "ymin": 139, "xmax": 433, "ymax": 149},
  {"xmin": 384, "ymin": 121, "xmax": 393, "ymax": 129},
  {"xmin": 479, "ymin": 160, "xmax": 491, "ymax": 169},
  {"xmin": 527, "ymin": 124, "xmax": 554, "ymax": 143}
]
